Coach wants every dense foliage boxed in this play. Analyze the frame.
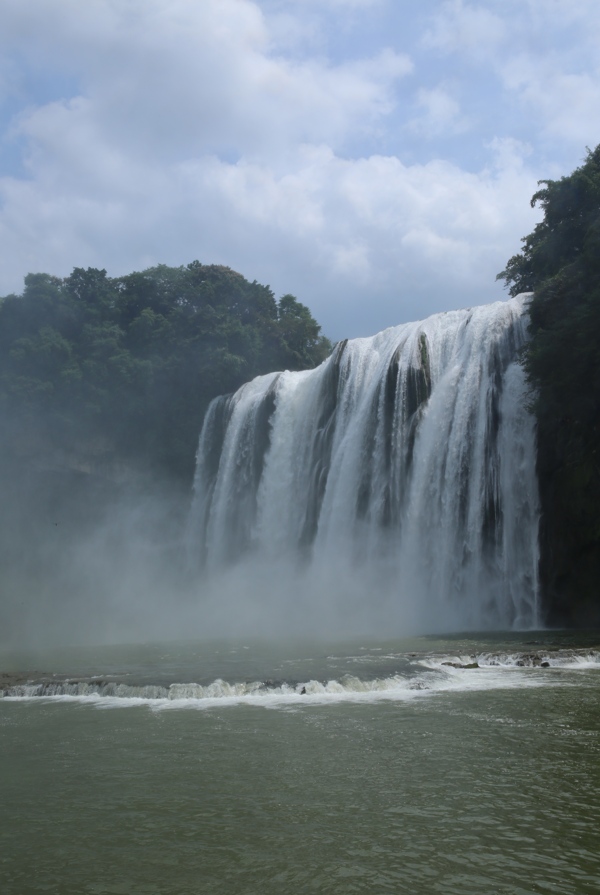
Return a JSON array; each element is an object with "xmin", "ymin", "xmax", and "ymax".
[
  {"xmin": 497, "ymin": 146, "xmax": 600, "ymax": 623},
  {"xmin": 0, "ymin": 262, "xmax": 331, "ymax": 482}
]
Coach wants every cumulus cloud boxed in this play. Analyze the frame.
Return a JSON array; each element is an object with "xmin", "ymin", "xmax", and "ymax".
[
  {"xmin": 0, "ymin": 0, "xmax": 596, "ymax": 339},
  {"xmin": 422, "ymin": 1, "xmax": 507, "ymax": 58},
  {"xmin": 501, "ymin": 57, "xmax": 600, "ymax": 147},
  {"xmin": 409, "ymin": 85, "xmax": 468, "ymax": 137},
  {"xmin": 421, "ymin": 0, "xmax": 600, "ymax": 155},
  {"xmin": 2, "ymin": 0, "xmax": 411, "ymax": 164},
  {"xmin": 0, "ymin": 130, "xmax": 541, "ymax": 338}
]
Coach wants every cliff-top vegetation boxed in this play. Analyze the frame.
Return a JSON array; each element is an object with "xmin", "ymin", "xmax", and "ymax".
[
  {"xmin": 498, "ymin": 144, "xmax": 600, "ymax": 624},
  {"xmin": 0, "ymin": 262, "xmax": 331, "ymax": 484}
]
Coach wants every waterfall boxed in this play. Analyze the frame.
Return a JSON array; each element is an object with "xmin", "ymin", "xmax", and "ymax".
[{"xmin": 190, "ymin": 296, "xmax": 539, "ymax": 633}]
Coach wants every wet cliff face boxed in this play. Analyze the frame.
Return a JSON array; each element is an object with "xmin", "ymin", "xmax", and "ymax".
[{"xmin": 536, "ymin": 422, "xmax": 600, "ymax": 628}]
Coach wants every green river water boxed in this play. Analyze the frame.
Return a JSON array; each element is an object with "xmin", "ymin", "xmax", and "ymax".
[{"xmin": 1, "ymin": 632, "xmax": 599, "ymax": 895}]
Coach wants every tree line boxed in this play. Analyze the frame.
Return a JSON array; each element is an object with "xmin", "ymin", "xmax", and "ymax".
[
  {"xmin": 0, "ymin": 262, "xmax": 331, "ymax": 483},
  {"xmin": 498, "ymin": 145, "xmax": 600, "ymax": 625}
]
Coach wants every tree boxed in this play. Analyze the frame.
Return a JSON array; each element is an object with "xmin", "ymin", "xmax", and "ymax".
[
  {"xmin": 497, "ymin": 145, "xmax": 600, "ymax": 624},
  {"xmin": 0, "ymin": 261, "xmax": 332, "ymax": 484},
  {"xmin": 276, "ymin": 294, "xmax": 331, "ymax": 368}
]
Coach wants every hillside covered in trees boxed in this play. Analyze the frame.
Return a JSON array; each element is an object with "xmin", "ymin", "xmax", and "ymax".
[
  {"xmin": 498, "ymin": 145, "xmax": 600, "ymax": 626},
  {"xmin": 0, "ymin": 263, "xmax": 332, "ymax": 643},
  {"xmin": 0, "ymin": 262, "xmax": 331, "ymax": 484}
]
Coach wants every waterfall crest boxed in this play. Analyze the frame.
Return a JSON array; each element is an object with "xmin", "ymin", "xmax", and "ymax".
[{"xmin": 190, "ymin": 296, "xmax": 539, "ymax": 633}]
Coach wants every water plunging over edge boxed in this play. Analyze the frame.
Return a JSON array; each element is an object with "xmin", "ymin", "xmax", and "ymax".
[{"xmin": 189, "ymin": 296, "xmax": 539, "ymax": 634}]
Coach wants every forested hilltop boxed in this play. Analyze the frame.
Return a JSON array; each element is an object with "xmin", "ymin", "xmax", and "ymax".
[
  {"xmin": 498, "ymin": 145, "xmax": 600, "ymax": 626},
  {"xmin": 0, "ymin": 262, "xmax": 331, "ymax": 483}
]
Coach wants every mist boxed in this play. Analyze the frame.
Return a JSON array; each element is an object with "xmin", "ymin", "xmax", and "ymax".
[
  {"xmin": 0, "ymin": 447, "xmax": 458, "ymax": 651},
  {"xmin": 0, "ymin": 419, "xmax": 401, "ymax": 650},
  {"xmin": 0, "ymin": 295, "xmax": 540, "ymax": 652}
]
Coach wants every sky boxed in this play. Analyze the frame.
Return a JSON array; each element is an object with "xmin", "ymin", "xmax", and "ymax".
[{"xmin": 0, "ymin": 0, "xmax": 599, "ymax": 339}]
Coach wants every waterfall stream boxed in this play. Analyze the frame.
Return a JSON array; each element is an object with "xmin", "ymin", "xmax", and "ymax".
[{"xmin": 190, "ymin": 296, "xmax": 539, "ymax": 633}]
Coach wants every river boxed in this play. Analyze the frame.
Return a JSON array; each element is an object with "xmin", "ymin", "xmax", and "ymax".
[{"xmin": 1, "ymin": 630, "xmax": 599, "ymax": 894}]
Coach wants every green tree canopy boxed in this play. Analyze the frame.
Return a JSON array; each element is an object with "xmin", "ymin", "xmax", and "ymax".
[
  {"xmin": 497, "ymin": 146, "xmax": 600, "ymax": 451},
  {"xmin": 497, "ymin": 145, "xmax": 600, "ymax": 623},
  {"xmin": 0, "ymin": 262, "xmax": 331, "ymax": 483}
]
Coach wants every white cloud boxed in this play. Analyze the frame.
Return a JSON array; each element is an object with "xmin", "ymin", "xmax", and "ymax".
[
  {"xmin": 186, "ymin": 146, "xmax": 541, "ymax": 337},
  {"xmin": 0, "ymin": 0, "xmax": 594, "ymax": 340},
  {"xmin": 422, "ymin": 1, "xmax": 507, "ymax": 59},
  {"xmin": 485, "ymin": 136, "xmax": 532, "ymax": 172},
  {"xmin": 501, "ymin": 57, "xmax": 600, "ymax": 146},
  {"xmin": 420, "ymin": 0, "xmax": 600, "ymax": 152},
  {"xmin": 409, "ymin": 85, "xmax": 468, "ymax": 137},
  {"xmin": 0, "ymin": 131, "xmax": 540, "ymax": 337},
  {"xmin": 1, "ymin": 0, "xmax": 411, "ymax": 165},
  {"xmin": 522, "ymin": 0, "xmax": 600, "ymax": 31},
  {"xmin": 291, "ymin": 0, "xmax": 382, "ymax": 6}
]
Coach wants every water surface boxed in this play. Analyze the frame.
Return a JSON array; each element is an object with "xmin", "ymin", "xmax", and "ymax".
[{"xmin": 1, "ymin": 632, "xmax": 599, "ymax": 894}]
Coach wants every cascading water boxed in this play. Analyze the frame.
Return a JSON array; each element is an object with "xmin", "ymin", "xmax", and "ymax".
[{"xmin": 189, "ymin": 295, "xmax": 540, "ymax": 633}]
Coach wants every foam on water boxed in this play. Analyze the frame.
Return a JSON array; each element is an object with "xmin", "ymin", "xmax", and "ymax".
[
  {"xmin": 4, "ymin": 647, "xmax": 598, "ymax": 710},
  {"xmin": 423, "ymin": 648, "xmax": 600, "ymax": 670}
]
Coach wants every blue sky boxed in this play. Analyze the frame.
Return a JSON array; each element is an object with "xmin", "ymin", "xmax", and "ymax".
[{"xmin": 1, "ymin": 0, "xmax": 599, "ymax": 338}]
